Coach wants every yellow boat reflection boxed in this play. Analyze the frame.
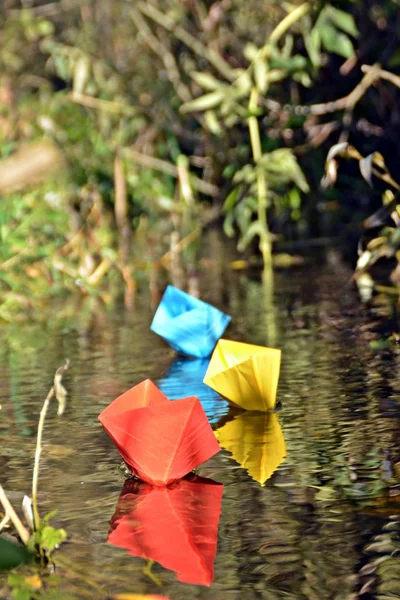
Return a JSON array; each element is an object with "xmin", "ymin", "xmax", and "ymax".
[
  {"xmin": 215, "ymin": 412, "xmax": 286, "ymax": 486},
  {"xmin": 204, "ymin": 339, "xmax": 281, "ymax": 411}
]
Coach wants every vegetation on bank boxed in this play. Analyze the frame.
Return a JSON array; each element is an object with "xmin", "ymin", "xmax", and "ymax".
[{"xmin": 1, "ymin": 0, "xmax": 400, "ymax": 316}]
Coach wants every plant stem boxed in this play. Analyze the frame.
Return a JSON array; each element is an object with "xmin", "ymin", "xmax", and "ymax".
[
  {"xmin": 269, "ymin": 2, "xmax": 310, "ymax": 44},
  {"xmin": 248, "ymin": 88, "xmax": 272, "ymax": 267},
  {"xmin": 32, "ymin": 386, "xmax": 55, "ymax": 530},
  {"xmin": 32, "ymin": 361, "xmax": 70, "ymax": 530},
  {"xmin": 124, "ymin": 149, "xmax": 218, "ymax": 197},
  {"xmin": 136, "ymin": 1, "xmax": 235, "ymax": 81},
  {"xmin": 0, "ymin": 485, "xmax": 30, "ymax": 545},
  {"xmin": 69, "ymin": 92, "xmax": 136, "ymax": 115},
  {"xmin": 0, "ymin": 513, "xmax": 10, "ymax": 531}
]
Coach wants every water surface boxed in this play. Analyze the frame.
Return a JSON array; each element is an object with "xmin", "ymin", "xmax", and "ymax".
[{"xmin": 0, "ymin": 241, "xmax": 399, "ymax": 599}]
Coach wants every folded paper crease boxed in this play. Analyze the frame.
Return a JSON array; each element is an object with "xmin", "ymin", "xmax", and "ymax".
[
  {"xmin": 98, "ymin": 379, "xmax": 220, "ymax": 485},
  {"xmin": 204, "ymin": 339, "xmax": 281, "ymax": 411},
  {"xmin": 150, "ymin": 285, "xmax": 231, "ymax": 358}
]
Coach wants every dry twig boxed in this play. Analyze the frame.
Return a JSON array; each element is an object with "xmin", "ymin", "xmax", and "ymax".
[
  {"xmin": 0, "ymin": 486, "xmax": 30, "ymax": 545},
  {"xmin": 32, "ymin": 361, "xmax": 70, "ymax": 529}
]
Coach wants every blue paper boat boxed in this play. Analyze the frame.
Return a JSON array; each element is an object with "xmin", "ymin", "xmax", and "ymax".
[
  {"xmin": 157, "ymin": 357, "xmax": 230, "ymax": 424},
  {"xmin": 150, "ymin": 285, "xmax": 231, "ymax": 358}
]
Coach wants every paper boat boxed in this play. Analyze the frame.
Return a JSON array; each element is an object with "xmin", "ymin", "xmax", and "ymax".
[
  {"xmin": 203, "ymin": 339, "xmax": 281, "ymax": 411},
  {"xmin": 150, "ymin": 285, "xmax": 231, "ymax": 358},
  {"xmin": 157, "ymin": 357, "xmax": 229, "ymax": 424},
  {"xmin": 215, "ymin": 412, "xmax": 286, "ymax": 486},
  {"xmin": 98, "ymin": 379, "xmax": 220, "ymax": 486},
  {"xmin": 107, "ymin": 475, "xmax": 223, "ymax": 586}
]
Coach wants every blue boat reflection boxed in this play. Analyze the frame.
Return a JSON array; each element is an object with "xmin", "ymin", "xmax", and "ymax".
[{"xmin": 157, "ymin": 357, "xmax": 229, "ymax": 424}]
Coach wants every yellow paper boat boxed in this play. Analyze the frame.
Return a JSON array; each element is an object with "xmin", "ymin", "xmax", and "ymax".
[
  {"xmin": 215, "ymin": 412, "xmax": 286, "ymax": 486},
  {"xmin": 203, "ymin": 339, "xmax": 281, "ymax": 411}
]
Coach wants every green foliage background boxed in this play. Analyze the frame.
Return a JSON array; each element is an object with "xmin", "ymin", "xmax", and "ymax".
[{"xmin": 1, "ymin": 0, "xmax": 400, "ymax": 312}]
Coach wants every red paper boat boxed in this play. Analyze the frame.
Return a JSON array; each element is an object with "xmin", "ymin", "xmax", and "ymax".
[
  {"xmin": 107, "ymin": 476, "xmax": 223, "ymax": 586},
  {"xmin": 98, "ymin": 379, "xmax": 220, "ymax": 486}
]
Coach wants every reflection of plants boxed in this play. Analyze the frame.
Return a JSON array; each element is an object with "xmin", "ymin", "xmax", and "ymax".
[{"xmin": 223, "ymin": 149, "xmax": 308, "ymax": 264}]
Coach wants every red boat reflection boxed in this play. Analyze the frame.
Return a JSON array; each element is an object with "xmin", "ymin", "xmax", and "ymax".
[{"xmin": 107, "ymin": 475, "xmax": 223, "ymax": 586}]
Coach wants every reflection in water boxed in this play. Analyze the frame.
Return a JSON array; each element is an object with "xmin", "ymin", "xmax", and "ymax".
[
  {"xmin": 107, "ymin": 475, "xmax": 223, "ymax": 586},
  {"xmin": 216, "ymin": 412, "xmax": 286, "ymax": 486},
  {"xmin": 1, "ymin": 247, "xmax": 400, "ymax": 599},
  {"xmin": 157, "ymin": 357, "xmax": 229, "ymax": 423}
]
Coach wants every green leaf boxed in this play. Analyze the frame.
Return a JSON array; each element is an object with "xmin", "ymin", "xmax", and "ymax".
[
  {"xmin": 52, "ymin": 53, "xmax": 69, "ymax": 81},
  {"xmin": 222, "ymin": 187, "xmax": 240, "ymax": 213},
  {"xmin": 204, "ymin": 110, "xmax": 221, "ymax": 135},
  {"xmin": 305, "ymin": 28, "xmax": 321, "ymax": 67},
  {"xmin": 73, "ymin": 56, "xmax": 90, "ymax": 95},
  {"xmin": 180, "ymin": 91, "xmax": 225, "ymax": 114},
  {"xmin": 269, "ymin": 55, "xmax": 308, "ymax": 72},
  {"xmin": 261, "ymin": 149, "xmax": 309, "ymax": 192},
  {"xmin": 238, "ymin": 220, "xmax": 265, "ymax": 251},
  {"xmin": 293, "ymin": 71, "xmax": 312, "ymax": 87},
  {"xmin": 40, "ymin": 526, "xmax": 67, "ymax": 555},
  {"xmin": 320, "ymin": 26, "xmax": 354, "ymax": 58},
  {"xmin": 223, "ymin": 211, "xmax": 235, "ymax": 238},
  {"xmin": 190, "ymin": 71, "xmax": 222, "ymax": 91},
  {"xmin": 37, "ymin": 20, "xmax": 55, "ymax": 37},
  {"xmin": 281, "ymin": 34, "xmax": 294, "ymax": 60},
  {"xmin": 370, "ymin": 339, "xmax": 392, "ymax": 350},
  {"xmin": 327, "ymin": 6, "xmax": 359, "ymax": 38},
  {"xmin": 0, "ymin": 537, "xmax": 32, "ymax": 570},
  {"xmin": 254, "ymin": 57, "xmax": 268, "ymax": 94},
  {"xmin": 389, "ymin": 48, "xmax": 400, "ymax": 67},
  {"xmin": 267, "ymin": 69, "xmax": 288, "ymax": 83},
  {"xmin": 243, "ymin": 43, "xmax": 259, "ymax": 62},
  {"xmin": 233, "ymin": 70, "xmax": 252, "ymax": 95}
]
